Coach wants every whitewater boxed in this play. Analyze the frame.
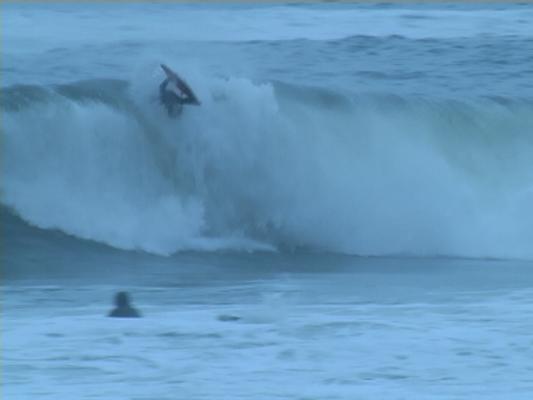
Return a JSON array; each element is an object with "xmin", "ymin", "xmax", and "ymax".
[{"xmin": 2, "ymin": 2, "xmax": 533, "ymax": 400}]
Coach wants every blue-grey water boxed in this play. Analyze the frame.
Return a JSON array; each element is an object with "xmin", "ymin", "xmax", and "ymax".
[{"xmin": 2, "ymin": 2, "xmax": 533, "ymax": 399}]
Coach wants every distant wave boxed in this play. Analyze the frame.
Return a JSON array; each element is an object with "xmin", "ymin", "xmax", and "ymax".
[
  {"xmin": 4, "ymin": 3, "xmax": 533, "ymax": 55},
  {"xmin": 2, "ymin": 76, "xmax": 533, "ymax": 259}
]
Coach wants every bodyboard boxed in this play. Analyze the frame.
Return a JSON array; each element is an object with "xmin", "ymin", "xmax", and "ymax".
[{"xmin": 161, "ymin": 64, "xmax": 200, "ymax": 105}]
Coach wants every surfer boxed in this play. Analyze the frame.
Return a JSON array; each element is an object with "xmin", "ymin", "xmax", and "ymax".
[
  {"xmin": 108, "ymin": 291, "xmax": 141, "ymax": 318},
  {"xmin": 159, "ymin": 64, "xmax": 200, "ymax": 117}
]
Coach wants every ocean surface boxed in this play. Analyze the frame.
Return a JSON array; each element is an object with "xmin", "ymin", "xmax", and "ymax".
[{"xmin": 2, "ymin": 2, "xmax": 533, "ymax": 399}]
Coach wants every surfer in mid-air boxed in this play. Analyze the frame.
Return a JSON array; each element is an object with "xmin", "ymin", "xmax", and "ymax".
[{"xmin": 159, "ymin": 64, "xmax": 200, "ymax": 117}]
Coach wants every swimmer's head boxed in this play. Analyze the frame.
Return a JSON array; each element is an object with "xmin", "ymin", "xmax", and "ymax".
[{"xmin": 114, "ymin": 291, "xmax": 131, "ymax": 308}]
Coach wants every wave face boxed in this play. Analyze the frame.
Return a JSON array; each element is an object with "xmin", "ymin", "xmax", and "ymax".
[{"xmin": 2, "ymin": 76, "xmax": 533, "ymax": 259}]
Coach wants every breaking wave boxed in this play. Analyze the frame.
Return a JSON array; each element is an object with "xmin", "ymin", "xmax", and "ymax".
[{"xmin": 2, "ymin": 73, "xmax": 533, "ymax": 259}]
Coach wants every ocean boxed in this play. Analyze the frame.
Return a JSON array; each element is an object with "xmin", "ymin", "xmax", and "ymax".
[{"xmin": 2, "ymin": 2, "xmax": 533, "ymax": 399}]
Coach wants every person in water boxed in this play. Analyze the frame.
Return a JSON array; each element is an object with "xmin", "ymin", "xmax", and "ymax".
[
  {"xmin": 108, "ymin": 291, "xmax": 141, "ymax": 318},
  {"xmin": 159, "ymin": 74, "xmax": 200, "ymax": 117}
]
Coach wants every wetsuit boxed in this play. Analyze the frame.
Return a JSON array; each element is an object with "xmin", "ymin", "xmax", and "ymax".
[{"xmin": 108, "ymin": 291, "xmax": 141, "ymax": 318}]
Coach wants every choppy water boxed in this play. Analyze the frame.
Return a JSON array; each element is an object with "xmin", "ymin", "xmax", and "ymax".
[
  {"xmin": 5, "ymin": 248, "xmax": 533, "ymax": 399},
  {"xmin": 2, "ymin": 2, "xmax": 533, "ymax": 399}
]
